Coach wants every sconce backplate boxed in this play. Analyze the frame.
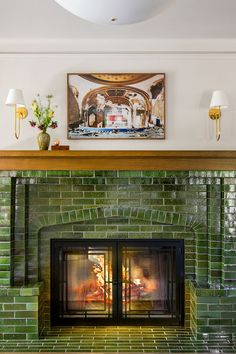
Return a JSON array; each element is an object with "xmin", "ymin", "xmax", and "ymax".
[
  {"xmin": 16, "ymin": 106, "xmax": 28, "ymax": 120},
  {"xmin": 209, "ymin": 107, "xmax": 221, "ymax": 121}
]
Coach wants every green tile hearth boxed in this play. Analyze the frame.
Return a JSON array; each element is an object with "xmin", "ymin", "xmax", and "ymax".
[{"xmin": 0, "ymin": 326, "xmax": 235, "ymax": 352}]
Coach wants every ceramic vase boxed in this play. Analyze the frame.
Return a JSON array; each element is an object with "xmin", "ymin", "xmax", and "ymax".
[{"xmin": 37, "ymin": 131, "xmax": 50, "ymax": 150}]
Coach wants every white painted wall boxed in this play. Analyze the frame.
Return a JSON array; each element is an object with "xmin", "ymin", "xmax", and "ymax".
[{"xmin": 0, "ymin": 51, "xmax": 236, "ymax": 150}]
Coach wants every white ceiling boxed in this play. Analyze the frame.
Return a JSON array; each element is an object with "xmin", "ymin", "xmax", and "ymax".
[{"xmin": 0, "ymin": 0, "xmax": 235, "ymax": 40}]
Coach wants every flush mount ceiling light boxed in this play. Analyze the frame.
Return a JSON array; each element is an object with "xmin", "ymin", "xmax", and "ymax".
[{"xmin": 54, "ymin": 0, "xmax": 163, "ymax": 25}]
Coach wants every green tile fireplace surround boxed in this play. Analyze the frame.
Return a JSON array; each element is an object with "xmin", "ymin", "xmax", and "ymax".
[{"xmin": 0, "ymin": 168, "xmax": 236, "ymax": 352}]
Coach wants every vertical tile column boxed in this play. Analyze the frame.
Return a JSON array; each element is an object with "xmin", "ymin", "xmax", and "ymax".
[
  {"xmin": 222, "ymin": 177, "xmax": 236, "ymax": 288},
  {"xmin": 0, "ymin": 177, "xmax": 12, "ymax": 286},
  {"xmin": 13, "ymin": 183, "xmax": 27, "ymax": 285},
  {"xmin": 207, "ymin": 181, "xmax": 222, "ymax": 286},
  {"xmin": 188, "ymin": 176, "xmax": 208, "ymax": 285}
]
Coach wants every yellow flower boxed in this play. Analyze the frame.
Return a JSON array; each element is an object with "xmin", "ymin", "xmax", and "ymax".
[
  {"xmin": 48, "ymin": 110, "xmax": 54, "ymax": 118},
  {"xmin": 31, "ymin": 101, "xmax": 38, "ymax": 112}
]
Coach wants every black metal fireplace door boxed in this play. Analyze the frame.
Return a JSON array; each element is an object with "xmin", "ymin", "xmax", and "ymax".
[{"xmin": 51, "ymin": 239, "xmax": 184, "ymax": 326}]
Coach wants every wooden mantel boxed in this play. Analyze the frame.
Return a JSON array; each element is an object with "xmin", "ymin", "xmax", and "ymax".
[{"xmin": 0, "ymin": 150, "xmax": 236, "ymax": 170}]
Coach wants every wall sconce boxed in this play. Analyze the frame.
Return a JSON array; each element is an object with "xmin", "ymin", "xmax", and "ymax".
[
  {"xmin": 209, "ymin": 90, "xmax": 228, "ymax": 141},
  {"xmin": 5, "ymin": 89, "xmax": 28, "ymax": 139}
]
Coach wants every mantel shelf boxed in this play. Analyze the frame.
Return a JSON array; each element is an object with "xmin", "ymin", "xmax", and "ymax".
[{"xmin": 0, "ymin": 150, "xmax": 236, "ymax": 170}]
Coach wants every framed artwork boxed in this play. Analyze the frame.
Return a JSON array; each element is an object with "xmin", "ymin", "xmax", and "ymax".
[{"xmin": 67, "ymin": 73, "xmax": 165, "ymax": 139}]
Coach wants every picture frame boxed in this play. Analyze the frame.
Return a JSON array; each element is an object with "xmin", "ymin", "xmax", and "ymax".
[{"xmin": 67, "ymin": 73, "xmax": 165, "ymax": 139}]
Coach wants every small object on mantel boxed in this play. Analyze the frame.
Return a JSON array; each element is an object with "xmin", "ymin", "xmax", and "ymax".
[
  {"xmin": 51, "ymin": 140, "xmax": 70, "ymax": 150},
  {"xmin": 51, "ymin": 145, "xmax": 70, "ymax": 150},
  {"xmin": 54, "ymin": 139, "xmax": 60, "ymax": 146}
]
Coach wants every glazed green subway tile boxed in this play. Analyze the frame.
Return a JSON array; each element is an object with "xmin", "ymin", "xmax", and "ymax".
[
  {"xmin": 3, "ymin": 303, "xmax": 26, "ymax": 311},
  {"xmin": 117, "ymin": 225, "xmax": 140, "ymax": 232},
  {"xmin": 153, "ymin": 177, "xmax": 176, "ymax": 184},
  {"xmin": 31, "ymin": 205, "xmax": 61, "ymax": 213},
  {"xmin": 166, "ymin": 171, "xmax": 190, "ymax": 178},
  {"xmin": 0, "ymin": 326, "xmax": 16, "ymax": 334},
  {"xmin": 0, "ymin": 290, "xmax": 11, "ymax": 298},
  {"xmin": 84, "ymin": 191, "xmax": 106, "ymax": 198},
  {"xmin": 0, "ymin": 271, "xmax": 10, "ymax": 279},
  {"xmin": 144, "ymin": 225, "xmax": 165, "ymax": 232},
  {"xmin": 38, "ymin": 191, "xmax": 61, "ymax": 198},
  {"xmin": 0, "ymin": 257, "xmax": 10, "ymax": 266},
  {"xmin": 22, "ymin": 171, "xmax": 47, "ymax": 178},
  {"xmin": 0, "ymin": 190, "xmax": 11, "ymax": 199},
  {"xmin": 221, "ymin": 311, "xmax": 236, "ymax": 318},
  {"xmin": 209, "ymin": 318, "xmax": 233, "ymax": 326},
  {"xmin": 95, "ymin": 199, "xmax": 118, "ymax": 206},
  {"xmin": 3, "ymin": 318, "xmax": 26, "ymax": 325},
  {"xmin": 30, "ymin": 198, "xmax": 50, "ymax": 206},
  {"xmin": 128, "ymin": 177, "xmax": 153, "ymax": 185},
  {"xmin": 57, "ymin": 177, "xmax": 81, "ymax": 185},
  {"xmin": 73, "ymin": 224, "xmax": 95, "ymax": 231},
  {"xmin": 82, "ymin": 177, "xmax": 106, "ymax": 185},
  {"xmin": 3, "ymin": 333, "xmax": 27, "ymax": 340},
  {"xmin": 58, "ymin": 205, "xmax": 80, "ymax": 213},
  {"xmin": 197, "ymin": 296, "xmax": 221, "ymax": 303},
  {"xmin": 95, "ymin": 171, "xmax": 118, "ymax": 177},
  {"xmin": 0, "ymin": 310, "xmax": 15, "ymax": 317},
  {"xmin": 71, "ymin": 171, "xmax": 94, "ymax": 177},
  {"xmin": 118, "ymin": 171, "xmax": 142, "ymax": 177},
  {"xmin": 84, "ymin": 232, "xmax": 108, "ymax": 239},
  {"xmin": 0, "ymin": 198, "xmax": 11, "ymax": 207},
  {"xmin": 15, "ymin": 310, "xmax": 38, "ymax": 319},
  {"xmin": 73, "ymin": 198, "xmax": 95, "ymax": 205},
  {"xmin": 47, "ymin": 171, "xmax": 71, "ymax": 177},
  {"xmin": 14, "ymin": 325, "xmax": 38, "ymax": 333},
  {"xmin": 20, "ymin": 288, "xmax": 35, "ymax": 296},
  {"xmin": 50, "ymin": 198, "xmax": 72, "ymax": 206},
  {"xmin": 26, "ymin": 303, "xmax": 38, "ymax": 311},
  {"xmin": 108, "ymin": 217, "xmax": 128, "ymax": 226},
  {"xmin": 35, "ymin": 177, "xmax": 60, "ymax": 184},
  {"xmin": 224, "ymin": 271, "xmax": 236, "ymax": 278},
  {"xmin": 0, "ymin": 178, "xmax": 11, "ymax": 186},
  {"xmin": 96, "ymin": 225, "xmax": 118, "ymax": 233}
]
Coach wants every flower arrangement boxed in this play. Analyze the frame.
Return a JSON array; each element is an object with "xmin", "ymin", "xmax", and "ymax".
[{"xmin": 29, "ymin": 94, "xmax": 58, "ymax": 132}]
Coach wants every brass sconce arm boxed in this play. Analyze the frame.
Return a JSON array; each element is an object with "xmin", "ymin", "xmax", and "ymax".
[
  {"xmin": 208, "ymin": 106, "xmax": 221, "ymax": 141},
  {"xmin": 209, "ymin": 90, "xmax": 228, "ymax": 141},
  {"xmin": 15, "ymin": 105, "xmax": 28, "ymax": 139}
]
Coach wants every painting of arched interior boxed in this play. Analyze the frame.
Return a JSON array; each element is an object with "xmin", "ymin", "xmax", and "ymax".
[{"xmin": 67, "ymin": 73, "xmax": 165, "ymax": 139}]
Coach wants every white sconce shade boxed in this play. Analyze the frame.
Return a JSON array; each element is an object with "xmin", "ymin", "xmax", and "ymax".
[
  {"xmin": 210, "ymin": 90, "xmax": 229, "ymax": 109},
  {"xmin": 5, "ymin": 89, "xmax": 26, "ymax": 106},
  {"xmin": 54, "ymin": 0, "xmax": 162, "ymax": 25}
]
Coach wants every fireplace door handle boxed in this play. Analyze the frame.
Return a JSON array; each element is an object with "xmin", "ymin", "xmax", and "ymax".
[{"xmin": 112, "ymin": 281, "xmax": 118, "ymax": 286}]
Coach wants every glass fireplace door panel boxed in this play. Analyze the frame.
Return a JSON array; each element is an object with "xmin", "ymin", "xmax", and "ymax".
[
  {"xmin": 61, "ymin": 246, "xmax": 113, "ymax": 319},
  {"xmin": 121, "ymin": 246, "xmax": 176, "ymax": 319}
]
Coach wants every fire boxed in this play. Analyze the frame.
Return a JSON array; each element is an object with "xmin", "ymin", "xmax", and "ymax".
[
  {"xmin": 72, "ymin": 255, "xmax": 158, "ymax": 307},
  {"xmin": 73, "ymin": 254, "xmax": 112, "ymax": 306}
]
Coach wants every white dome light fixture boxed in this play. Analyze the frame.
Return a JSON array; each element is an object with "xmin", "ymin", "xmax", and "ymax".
[{"xmin": 54, "ymin": 0, "xmax": 163, "ymax": 25}]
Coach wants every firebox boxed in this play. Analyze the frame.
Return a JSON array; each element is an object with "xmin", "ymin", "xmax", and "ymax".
[{"xmin": 51, "ymin": 239, "xmax": 184, "ymax": 326}]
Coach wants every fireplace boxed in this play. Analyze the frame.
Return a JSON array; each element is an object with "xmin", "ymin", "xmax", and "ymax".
[
  {"xmin": 0, "ymin": 154, "xmax": 235, "ymax": 348},
  {"xmin": 51, "ymin": 239, "xmax": 184, "ymax": 326}
]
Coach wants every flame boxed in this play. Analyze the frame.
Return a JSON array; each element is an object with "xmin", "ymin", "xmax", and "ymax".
[{"xmin": 71, "ymin": 254, "xmax": 158, "ymax": 306}]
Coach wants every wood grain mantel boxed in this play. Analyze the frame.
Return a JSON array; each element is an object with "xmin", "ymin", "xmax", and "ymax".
[{"xmin": 0, "ymin": 150, "xmax": 236, "ymax": 171}]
